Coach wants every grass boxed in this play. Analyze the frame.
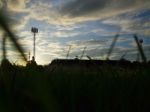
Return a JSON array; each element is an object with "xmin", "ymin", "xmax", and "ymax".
[{"xmin": 0, "ymin": 62, "xmax": 150, "ymax": 112}]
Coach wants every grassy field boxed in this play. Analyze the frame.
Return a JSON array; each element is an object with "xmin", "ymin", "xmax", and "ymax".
[{"xmin": 0, "ymin": 60, "xmax": 150, "ymax": 112}]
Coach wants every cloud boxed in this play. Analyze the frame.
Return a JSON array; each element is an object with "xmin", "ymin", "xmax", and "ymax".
[
  {"xmin": 7, "ymin": 0, "xmax": 30, "ymax": 12},
  {"xmin": 3, "ymin": 0, "xmax": 150, "ymax": 26},
  {"xmin": 69, "ymin": 39, "xmax": 107, "ymax": 48},
  {"xmin": 15, "ymin": 1, "xmax": 65, "ymax": 26},
  {"xmin": 60, "ymin": 0, "xmax": 109, "ymax": 16},
  {"xmin": 6, "ymin": 0, "xmax": 147, "ymax": 28},
  {"xmin": 50, "ymin": 30, "xmax": 79, "ymax": 38},
  {"xmin": 1, "ymin": 0, "xmax": 150, "ymax": 64},
  {"xmin": 101, "ymin": 8, "xmax": 150, "ymax": 36},
  {"xmin": 144, "ymin": 29, "xmax": 150, "ymax": 36},
  {"xmin": 60, "ymin": 0, "xmax": 150, "ymax": 17},
  {"xmin": 21, "ymin": 0, "xmax": 150, "ymax": 26},
  {"xmin": 4, "ymin": 0, "xmax": 122, "ymax": 27},
  {"xmin": 35, "ymin": 41, "xmax": 67, "ymax": 64}
]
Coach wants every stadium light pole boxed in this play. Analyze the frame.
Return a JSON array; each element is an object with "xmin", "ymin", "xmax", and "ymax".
[{"xmin": 31, "ymin": 27, "xmax": 38, "ymax": 61}]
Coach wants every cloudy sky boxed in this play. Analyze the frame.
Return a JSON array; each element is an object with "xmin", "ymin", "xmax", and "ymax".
[{"xmin": 0, "ymin": 0, "xmax": 150, "ymax": 65}]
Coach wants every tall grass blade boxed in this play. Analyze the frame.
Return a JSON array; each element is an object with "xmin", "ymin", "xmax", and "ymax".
[
  {"xmin": 120, "ymin": 52, "xmax": 127, "ymax": 60},
  {"xmin": 0, "ymin": 12, "xmax": 27, "ymax": 62},
  {"xmin": 2, "ymin": 33, "xmax": 6, "ymax": 60},
  {"xmin": 86, "ymin": 55, "xmax": 92, "ymax": 60},
  {"xmin": 66, "ymin": 45, "xmax": 72, "ymax": 59},
  {"xmin": 106, "ymin": 34, "xmax": 119, "ymax": 60},
  {"xmin": 80, "ymin": 47, "xmax": 86, "ymax": 59},
  {"xmin": 134, "ymin": 34, "xmax": 147, "ymax": 63}
]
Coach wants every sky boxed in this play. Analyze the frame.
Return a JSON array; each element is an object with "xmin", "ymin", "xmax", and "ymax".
[{"xmin": 0, "ymin": 0, "xmax": 150, "ymax": 65}]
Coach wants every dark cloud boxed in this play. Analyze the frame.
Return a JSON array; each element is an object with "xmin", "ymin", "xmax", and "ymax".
[
  {"xmin": 61, "ymin": 0, "xmax": 108, "ymax": 16},
  {"xmin": 74, "ymin": 39, "xmax": 107, "ymax": 46},
  {"xmin": 60, "ymin": 0, "xmax": 150, "ymax": 17}
]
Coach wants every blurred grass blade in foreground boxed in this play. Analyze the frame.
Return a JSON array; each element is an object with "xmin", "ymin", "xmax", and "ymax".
[
  {"xmin": 106, "ymin": 34, "xmax": 119, "ymax": 60},
  {"xmin": 0, "ymin": 11, "xmax": 27, "ymax": 62},
  {"xmin": 2, "ymin": 33, "xmax": 7, "ymax": 60},
  {"xmin": 134, "ymin": 34, "xmax": 147, "ymax": 63}
]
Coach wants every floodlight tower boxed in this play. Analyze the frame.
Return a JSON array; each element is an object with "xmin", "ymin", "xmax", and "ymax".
[{"xmin": 31, "ymin": 27, "xmax": 38, "ymax": 61}]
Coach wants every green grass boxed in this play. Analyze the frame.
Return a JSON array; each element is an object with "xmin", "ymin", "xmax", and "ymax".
[{"xmin": 0, "ymin": 62, "xmax": 150, "ymax": 112}]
